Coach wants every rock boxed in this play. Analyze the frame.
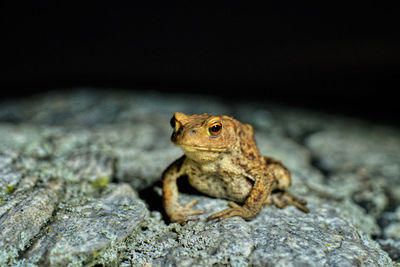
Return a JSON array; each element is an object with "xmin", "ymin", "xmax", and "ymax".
[
  {"xmin": 385, "ymin": 223, "xmax": 400, "ymax": 240},
  {"xmin": 305, "ymin": 129, "xmax": 400, "ymax": 174},
  {"xmin": 0, "ymin": 89, "xmax": 399, "ymax": 265},
  {"xmin": 379, "ymin": 239, "xmax": 400, "ymax": 263},
  {"xmin": 247, "ymin": 203, "xmax": 388, "ymax": 267},
  {"xmin": 305, "ymin": 128, "xmax": 400, "ymax": 220},
  {"xmin": 0, "ymin": 153, "xmax": 23, "ymax": 196},
  {"xmin": 22, "ymin": 183, "xmax": 147, "ymax": 266},
  {"xmin": 0, "ymin": 179, "xmax": 62, "ymax": 265},
  {"xmin": 124, "ymin": 198, "xmax": 392, "ymax": 266}
]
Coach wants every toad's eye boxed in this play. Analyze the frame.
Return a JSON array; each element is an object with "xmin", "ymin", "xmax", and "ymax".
[{"xmin": 208, "ymin": 122, "xmax": 222, "ymax": 136}]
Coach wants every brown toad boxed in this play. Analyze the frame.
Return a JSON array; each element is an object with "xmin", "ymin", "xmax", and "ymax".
[{"xmin": 162, "ymin": 112, "xmax": 309, "ymax": 224}]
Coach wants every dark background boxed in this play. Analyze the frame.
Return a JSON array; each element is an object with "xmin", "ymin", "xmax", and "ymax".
[{"xmin": 1, "ymin": 3, "xmax": 399, "ymax": 125}]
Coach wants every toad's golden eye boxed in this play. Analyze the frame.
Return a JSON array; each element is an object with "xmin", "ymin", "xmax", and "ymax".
[{"xmin": 208, "ymin": 122, "xmax": 222, "ymax": 136}]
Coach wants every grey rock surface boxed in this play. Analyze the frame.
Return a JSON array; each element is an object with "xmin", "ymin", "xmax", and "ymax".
[
  {"xmin": 0, "ymin": 89, "xmax": 399, "ymax": 266},
  {"xmin": 24, "ymin": 183, "xmax": 146, "ymax": 266}
]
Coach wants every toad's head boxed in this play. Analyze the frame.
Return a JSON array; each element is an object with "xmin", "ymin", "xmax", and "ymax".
[{"xmin": 169, "ymin": 112, "xmax": 246, "ymax": 162}]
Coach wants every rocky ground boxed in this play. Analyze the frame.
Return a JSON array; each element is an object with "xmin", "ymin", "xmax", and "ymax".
[{"xmin": 0, "ymin": 89, "xmax": 399, "ymax": 266}]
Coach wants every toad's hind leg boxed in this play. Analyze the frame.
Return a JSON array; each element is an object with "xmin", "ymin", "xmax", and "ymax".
[
  {"xmin": 264, "ymin": 156, "xmax": 291, "ymax": 190},
  {"xmin": 263, "ymin": 156, "xmax": 309, "ymax": 213},
  {"xmin": 270, "ymin": 191, "xmax": 309, "ymax": 213}
]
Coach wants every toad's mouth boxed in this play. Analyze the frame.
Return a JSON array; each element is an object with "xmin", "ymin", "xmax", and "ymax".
[{"xmin": 176, "ymin": 144, "xmax": 229, "ymax": 153}]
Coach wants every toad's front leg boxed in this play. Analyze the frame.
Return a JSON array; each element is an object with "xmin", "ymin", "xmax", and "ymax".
[
  {"xmin": 162, "ymin": 156, "xmax": 205, "ymax": 225},
  {"xmin": 207, "ymin": 174, "xmax": 274, "ymax": 221}
]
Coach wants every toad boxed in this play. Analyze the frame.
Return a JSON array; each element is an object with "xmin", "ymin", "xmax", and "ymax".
[{"xmin": 162, "ymin": 112, "xmax": 309, "ymax": 224}]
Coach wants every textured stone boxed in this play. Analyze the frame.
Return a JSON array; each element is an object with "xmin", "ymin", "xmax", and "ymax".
[
  {"xmin": 123, "ymin": 197, "xmax": 391, "ymax": 266},
  {"xmin": 23, "ymin": 183, "xmax": 146, "ymax": 266},
  {"xmin": 0, "ymin": 89, "xmax": 399, "ymax": 266},
  {"xmin": 0, "ymin": 153, "xmax": 23, "ymax": 196},
  {"xmin": 379, "ymin": 239, "xmax": 400, "ymax": 263},
  {"xmin": 305, "ymin": 129, "xmax": 400, "ymax": 174},
  {"xmin": 0, "ymin": 179, "xmax": 62, "ymax": 265}
]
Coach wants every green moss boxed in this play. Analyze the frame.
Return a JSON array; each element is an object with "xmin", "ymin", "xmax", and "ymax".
[
  {"xmin": 91, "ymin": 175, "xmax": 110, "ymax": 189},
  {"xmin": 6, "ymin": 185, "xmax": 15, "ymax": 194}
]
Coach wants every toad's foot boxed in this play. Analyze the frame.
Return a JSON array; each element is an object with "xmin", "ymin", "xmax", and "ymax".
[
  {"xmin": 207, "ymin": 202, "xmax": 256, "ymax": 222},
  {"xmin": 272, "ymin": 191, "xmax": 309, "ymax": 213},
  {"xmin": 167, "ymin": 199, "xmax": 205, "ymax": 225}
]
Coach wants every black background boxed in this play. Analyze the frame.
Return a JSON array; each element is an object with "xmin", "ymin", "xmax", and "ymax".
[{"xmin": 1, "ymin": 3, "xmax": 399, "ymax": 125}]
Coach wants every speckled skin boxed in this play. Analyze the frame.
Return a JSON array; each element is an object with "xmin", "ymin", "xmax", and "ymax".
[{"xmin": 162, "ymin": 112, "xmax": 309, "ymax": 224}]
